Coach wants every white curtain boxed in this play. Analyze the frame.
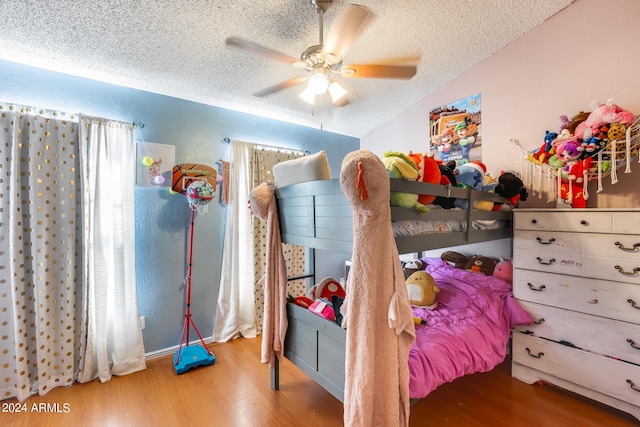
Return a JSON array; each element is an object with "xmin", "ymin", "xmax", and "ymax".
[
  {"xmin": 212, "ymin": 141, "xmax": 257, "ymax": 341},
  {"xmin": 212, "ymin": 142, "xmax": 306, "ymax": 341},
  {"xmin": 78, "ymin": 116, "xmax": 146, "ymax": 383}
]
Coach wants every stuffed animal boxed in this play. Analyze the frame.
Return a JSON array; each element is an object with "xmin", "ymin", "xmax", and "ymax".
[
  {"xmin": 494, "ymin": 172, "xmax": 528, "ymax": 207},
  {"xmin": 405, "ymin": 270, "xmax": 439, "ymax": 309},
  {"xmin": 307, "ymin": 277, "xmax": 346, "ymax": 301},
  {"xmin": 402, "ymin": 258, "xmax": 427, "ymax": 280},
  {"xmin": 407, "ymin": 151, "xmax": 442, "ymax": 205},
  {"xmin": 433, "ymin": 160, "xmax": 457, "ymax": 209},
  {"xmin": 558, "ymin": 140, "xmax": 581, "ymax": 174},
  {"xmin": 529, "ymin": 130, "xmax": 558, "ymax": 165},
  {"xmin": 493, "ymin": 257, "xmax": 513, "ymax": 284},
  {"xmin": 440, "ymin": 251, "xmax": 468, "ymax": 269},
  {"xmin": 560, "ymin": 157, "xmax": 593, "ymax": 208},
  {"xmin": 605, "ymin": 123, "xmax": 629, "ymax": 161},
  {"xmin": 464, "ymin": 255, "xmax": 498, "ymax": 276},
  {"xmin": 562, "ymin": 111, "xmax": 590, "ymax": 135},
  {"xmin": 454, "ymin": 161, "xmax": 497, "ymax": 210},
  {"xmin": 382, "ymin": 151, "xmax": 429, "ymax": 213},
  {"xmin": 574, "ymin": 100, "xmax": 635, "ymax": 140}
]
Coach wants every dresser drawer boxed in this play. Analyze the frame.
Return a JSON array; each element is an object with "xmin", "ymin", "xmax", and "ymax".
[
  {"xmin": 512, "ymin": 332, "xmax": 640, "ymax": 406},
  {"xmin": 583, "ymin": 233, "xmax": 640, "ymax": 261},
  {"xmin": 513, "ymin": 230, "xmax": 582, "ymax": 253},
  {"xmin": 515, "ymin": 301, "xmax": 640, "ymax": 365},
  {"xmin": 512, "ymin": 248, "xmax": 583, "ymax": 276},
  {"xmin": 514, "ymin": 210, "xmax": 612, "ymax": 233},
  {"xmin": 513, "ymin": 269, "xmax": 640, "ymax": 325},
  {"xmin": 614, "ymin": 212, "xmax": 640, "ymax": 234},
  {"xmin": 583, "ymin": 255, "xmax": 640, "ymax": 285}
]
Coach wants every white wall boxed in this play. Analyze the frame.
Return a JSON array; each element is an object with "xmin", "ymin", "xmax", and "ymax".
[{"xmin": 362, "ymin": 0, "xmax": 640, "ymax": 208}]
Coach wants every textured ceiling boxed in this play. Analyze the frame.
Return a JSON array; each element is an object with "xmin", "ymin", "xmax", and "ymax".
[{"xmin": 0, "ymin": 0, "xmax": 574, "ymax": 138}]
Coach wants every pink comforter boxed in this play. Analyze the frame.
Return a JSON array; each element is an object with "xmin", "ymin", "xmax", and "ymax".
[{"xmin": 409, "ymin": 258, "xmax": 533, "ymax": 399}]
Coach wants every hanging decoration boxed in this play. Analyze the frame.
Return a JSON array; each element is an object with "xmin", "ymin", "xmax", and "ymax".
[{"xmin": 515, "ymin": 100, "xmax": 640, "ymax": 208}]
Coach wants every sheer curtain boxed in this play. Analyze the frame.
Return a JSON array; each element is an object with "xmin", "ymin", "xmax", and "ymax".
[
  {"xmin": 212, "ymin": 141, "xmax": 257, "ymax": 341},
  {"xmin": 0, "ymin": 104, "xmax": 145, "ymax": 401},
  {"xmin": 212, "ymin": 141, "xmax": 306, "ymax": 342},
  {"xmin": 78, "ymin": 115, "xmax": 146, "ymax": 383}
]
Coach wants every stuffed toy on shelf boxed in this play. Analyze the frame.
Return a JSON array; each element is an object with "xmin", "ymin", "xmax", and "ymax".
[{"xmin": 382, "ymin": 151, "xmax": 429, "ymax": 213}]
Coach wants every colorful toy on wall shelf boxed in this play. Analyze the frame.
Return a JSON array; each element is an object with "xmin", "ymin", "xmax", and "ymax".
[{"xmin": 520, "ymin": 99, "xmax": 639, "ymax": 207}]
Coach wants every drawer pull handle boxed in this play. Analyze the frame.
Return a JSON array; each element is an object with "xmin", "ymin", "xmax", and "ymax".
[
  {"xmin": 627, "ymin": 339, "xmax": 640, "ymax": 350},
  {"xmin": 615, "ymin": 265, "xmax": 640, "ymax": 276},
  {"xmin": 627, "ymin": 379, "xmax": 640, "ymax": 393},
  {"xmin": 628, "ymin": 299, "xmax": 640, "ymax": 309},
  {"xmin": 527, "ymin": 283, "xmax": 546, "ymax": 292},
  {"xmin": 588, "ymin": 299, "xmax": 599, "ymax": 304},
  {"xmin": 531, "ymin": 219, "xmax": 537, "ymax": 224},
  {"xmin": 580, "ymin": 220, "xmax": 589, "ymax": 226},
  {"xmin": 536, "ymin": 237, "xmax": 556, "ymax": 245},
  {"xmin": 525, "ymin": 347, "xmax": 544, "ymax": 358},
  {"xmin": 536, "ymin": 257, "xmax": 556, "ymax": 265},
  {"xmin": 615, "ymin": 242, "xmax": 640, "ymax": 252},
  {"xmin": 533, "ymin": 317, "xmax": 545, "ymax": 324}
]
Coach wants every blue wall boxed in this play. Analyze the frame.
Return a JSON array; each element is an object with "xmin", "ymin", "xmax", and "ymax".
[{"xmin": 1, "ymin": 59, "xmax": 359, "ymax": 353}]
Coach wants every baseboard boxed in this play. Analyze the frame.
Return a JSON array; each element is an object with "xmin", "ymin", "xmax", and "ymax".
[{"xmin": 145, "ymin": 336, "xmax": 214, "ymax": 361}]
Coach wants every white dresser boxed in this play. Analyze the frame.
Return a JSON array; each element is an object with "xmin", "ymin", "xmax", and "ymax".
[{"xmin": 511, "ymin": 208, "xmax": 640, "ymax": 421}]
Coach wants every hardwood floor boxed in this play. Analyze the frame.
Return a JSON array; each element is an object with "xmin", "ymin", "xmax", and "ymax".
[{"xmin": 3, "ymin": 337, "xmax": 638, "ymax": 426}]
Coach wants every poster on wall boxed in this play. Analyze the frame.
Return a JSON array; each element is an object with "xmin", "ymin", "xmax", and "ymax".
[
  {"xmin": 429, "ymin": 93, "xmax": 481, "ymax": 165},
  {"xmin": 136, "ymin": 142, "xmax": 175, "ymax": 187}
]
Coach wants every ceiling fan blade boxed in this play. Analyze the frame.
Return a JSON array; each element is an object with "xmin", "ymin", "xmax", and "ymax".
[
  {"xmin": 322, "ymin": 4, "xmax": 375, "ymax": 64},
  {"xmin": 340, "ymin": 64, "xmax": 417, "ymax": 79},
  {"xmin": 226, "ymin": 37, "xmax": 304, "ymax": 67},
  {"xmin": 253, "ymin": 76, "xmax": 308, "ymax": 97}
]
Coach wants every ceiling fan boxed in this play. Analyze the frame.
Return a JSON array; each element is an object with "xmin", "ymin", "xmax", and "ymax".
[{"xmin": 226, "ymin": 0, "xmax": 417, "ymax": 106}]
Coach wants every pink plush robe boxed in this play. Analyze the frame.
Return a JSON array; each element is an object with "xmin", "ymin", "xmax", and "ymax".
[
  {"xmin": 340, "ymin": 150, "xmax": 416, "ymax": 427},
  {"xmin": 249, "ymin": 182, "xmax": 288, "ymax": 368}
]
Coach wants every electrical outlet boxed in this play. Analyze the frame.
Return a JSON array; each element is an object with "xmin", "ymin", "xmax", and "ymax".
[{"xmin": 139, "ymin": 316, "xmax": 146, "ymax": 330}]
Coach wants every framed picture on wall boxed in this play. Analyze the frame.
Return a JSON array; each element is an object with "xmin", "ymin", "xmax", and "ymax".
[{"xmin": 136, "ymin": 142, "xmax": 175, "ymax": 187}]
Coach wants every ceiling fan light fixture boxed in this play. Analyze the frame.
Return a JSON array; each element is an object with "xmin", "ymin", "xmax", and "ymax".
[
  {"xmin": 328, "ymin": 80, "xmax": 347, "ymax": 103},
  {"xmin": 308, "ymin": 72, "xmax": 329, "ymax": 94},
  {"xmin": 299, "ymin": 85, "xmax": 317, "ymax": 104}
]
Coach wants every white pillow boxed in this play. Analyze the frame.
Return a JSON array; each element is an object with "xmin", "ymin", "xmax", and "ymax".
[{"xmin": 272, "ymin": 150, "xmax": 331, "ymax": 187}]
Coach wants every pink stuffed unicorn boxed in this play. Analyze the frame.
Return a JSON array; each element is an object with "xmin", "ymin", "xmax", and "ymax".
[{"xmin": 493, "ymin": 257, "xmax": 513, "ymax": 284}]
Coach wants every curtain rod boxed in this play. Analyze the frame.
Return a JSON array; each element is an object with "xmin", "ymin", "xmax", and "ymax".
[{"xmin": 221, "ymin": 137, "xmax": 310, "ymax": 155}]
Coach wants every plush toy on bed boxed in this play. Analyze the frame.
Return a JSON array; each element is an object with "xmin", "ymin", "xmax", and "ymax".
[
  {"xmin": 493, "ymin": 257, "xmax": 513, "ymax": 284},
  {"xmin": 402, "ymin": 258, "xmax": 427, "ymax": 280},
  {"xmin": 406, "ymin": 271, "xmax": 439, "ymax": 309},
  {"xmin": 440, "ymin": 251, "xmax": 469, "ymax": 269},
  {"xmin": 382, "ymin": 151, "xmax": 429, "ymax": 213},
  {"xmin": 464, "ymin": 255, "xmax": 499, "ymax": 276}
]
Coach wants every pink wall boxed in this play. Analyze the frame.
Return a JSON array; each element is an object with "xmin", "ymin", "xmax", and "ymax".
[{"xmin": 362, "ymin": 0, "xmax": 640, "ymax": 208}]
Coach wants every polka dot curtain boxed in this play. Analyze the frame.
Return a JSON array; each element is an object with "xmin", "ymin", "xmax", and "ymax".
[
  {"xmin": 251, "ymin": 147, "xmax": 307, "ymax": 334},
  {"xmin": 0, "ymin": 104, "xmax": 85, "ymax": 401},
  {"xmin": 0, "ymin": 105, "xmax": 146, "ymax": 401}
]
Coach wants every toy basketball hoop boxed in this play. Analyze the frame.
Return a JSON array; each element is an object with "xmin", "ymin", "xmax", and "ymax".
[
  {"xmin": 172, "ymin": 163, "xmax": 217, "ymax": 374},
  {"xmin": 185, "ymin": 179, "xmax": 215, "ymax": 213}
]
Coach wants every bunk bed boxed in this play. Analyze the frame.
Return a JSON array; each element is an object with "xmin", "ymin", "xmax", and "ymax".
[{"xmin": 270, "ymin": 176, "xmax": 532, "ymax": 402}]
